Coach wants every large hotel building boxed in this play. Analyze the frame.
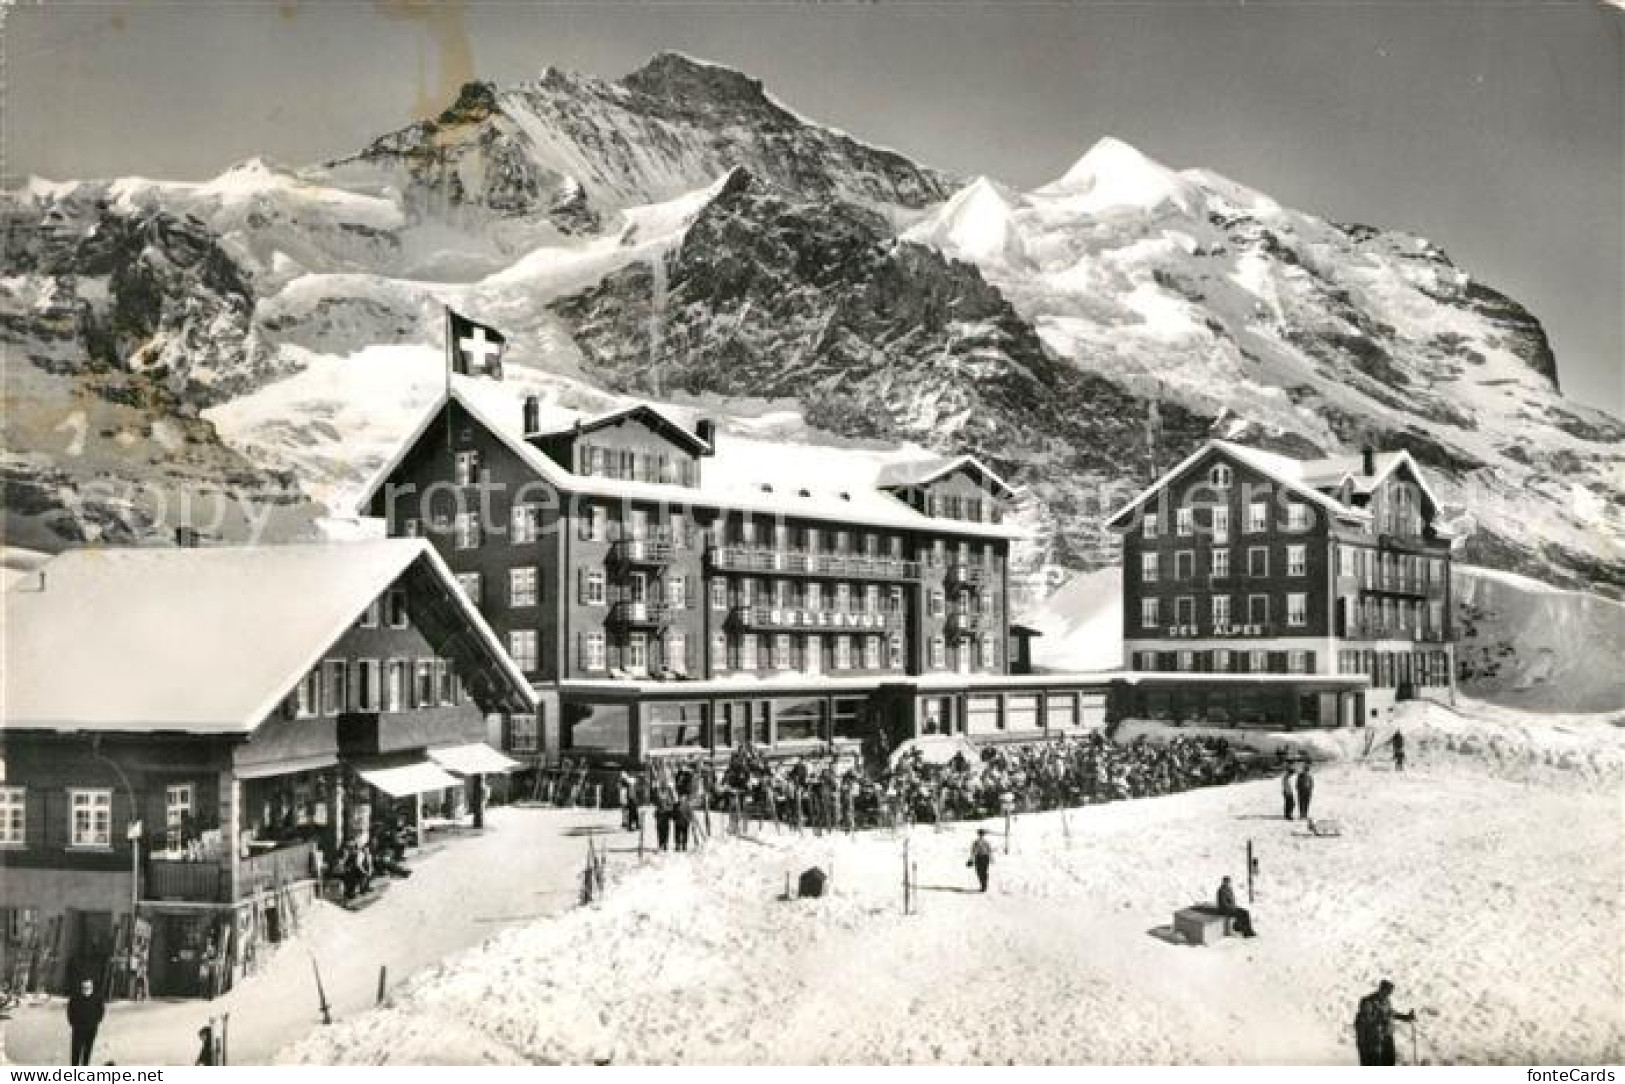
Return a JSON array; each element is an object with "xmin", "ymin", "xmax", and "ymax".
[{"xmin": 359, "ymin": 382, "xmax": 1116, "ymax": 769}]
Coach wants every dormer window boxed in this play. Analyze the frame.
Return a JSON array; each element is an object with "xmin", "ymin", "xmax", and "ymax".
[{"xmin": 1209, "ymin": 464, "xmax": 1233, "ymax": 489}]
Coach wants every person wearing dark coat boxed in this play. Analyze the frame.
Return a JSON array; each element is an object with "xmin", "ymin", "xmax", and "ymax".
[
  {"xmin": 1214, "ymin": 875, "xmax": 1256, "ymax": 937},
  {"xmin": 1296, "ymin": 763, "xmax": 1315, "ymax": 821},
  {"xmin": 654, "ymin": 791, "xmax": 673, "ymax": 851},
  {"xmin": 1281, "ymin": 766, "xmax": 1297, "ymax": 820},
  {"xmin": 1354, "ymin": 979, "xmax": 1415, "ymax": 1065},
  {"xmin": 67, "ymin": 977, "xmax": 105, "ymax": 1066},
  {"xmin": 1390, "ymin": 731, "xmax": 1406, "ymax": 772},
  {"xmin": 673, "ymin": 796, "xmax": 693, "ymax": 852},
  {"xmin": 195, "ymin": 1025, "xmax": 216, "ymax": 1065}
]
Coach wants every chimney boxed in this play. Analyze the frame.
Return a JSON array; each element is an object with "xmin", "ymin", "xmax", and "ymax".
[
  {"xmin": 695, "ymin": 419, "xmax": 716, "ymax": 456},
  {"xmin": 174, "ymin": 526, "xmax": 199, "ymax": 548},
  {"xmin": 522, "ymin": 395, "xmax": 541, "ymax": 436},
  {"xmin": 1361, "ymin": 445, "xmax": 1376, "ymax": 477}
]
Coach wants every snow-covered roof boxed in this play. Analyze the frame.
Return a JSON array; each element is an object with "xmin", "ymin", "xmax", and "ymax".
[
  {"xmin": 529, "ymin": 402, "xmax": 711, "ymax": 455},
  {"xmin": 1104, "ymin": 439, "xmax": 1376, "ymax": 530},
  {"xmin": 2, "ymin": 540, "xmax": 533, "ymax": 734},
  {"xmin": 1295, "ymin": 450, "xmax": 1444, "ymax": 514},
  {"xmin": 357, "ymin": 380, "xmax": 1025, "ymax": 540},
  {"xmin": 874, "ymin": 454, "xmax": 1018, "ymax": 499}
]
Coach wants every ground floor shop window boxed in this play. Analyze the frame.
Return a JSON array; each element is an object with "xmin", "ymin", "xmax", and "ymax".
[
  {"xmin": 567, "ymin": 702, "xmax": 632, "ymax": 755},
  {"xmin": 774, "ymin": 698, "xmax": 826, "ymax": 743},
  {"xmin": 1006, "ymin": 694, "xmax": 1040, "ymax": 730},
  {"xmin": 1045, "ymin": 694, "xmax": 1079, "ymax": 728},
  {"xmin": 507, "ymin": 712, "xmax": 539, "ymax": 754},
  {"xmin": 966, "ymin": 695, "xmax": 1003, "ymax": 734},
  {"xmin": 646, "ymin": 702, "xmax": 707, "ymax": 751},
  {"xmin": 920, "ymin": 695, "xmax": 952, "ymax": 735},
  {"xmin": 832, "ymin": 697, "xmax": 867, "ymax": 740}
]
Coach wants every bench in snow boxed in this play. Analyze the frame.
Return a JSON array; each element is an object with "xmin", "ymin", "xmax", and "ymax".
[{"xmin": 1174, "ymin": 906, "xmax": 1234, "ymax": 946}]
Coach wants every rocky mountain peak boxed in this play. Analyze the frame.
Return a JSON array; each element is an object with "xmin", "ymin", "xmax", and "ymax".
[{"xmin": 620, "ymin": 51, "xmax": 774, "ymax": 107}]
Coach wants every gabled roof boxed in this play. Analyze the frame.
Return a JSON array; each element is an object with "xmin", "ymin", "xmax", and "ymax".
[
  {"xmin": 1295, "ymin": 450, "xmax": 1444, "ymax": 515},
  {"xmin": 530, "ymin": 402, "xmax": 712, "ymax": 455},
  {"xmin": 2, "ymin": 540, "xmax": 533, "ymax": 734},
  {"xmin": 355, "ymin": 380, "xmax": 1026, "ymax": 540},
  {"xmin": 1104, "ymin": 439, "xmax": 1375, "ymax": 530},
  {"xmin": 875, "ymin": 454, "xmax": 1018, "ymax": 499}
]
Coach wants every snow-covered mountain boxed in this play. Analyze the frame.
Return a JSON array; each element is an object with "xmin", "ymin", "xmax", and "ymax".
[{"xmin": 2, "ymin": 53, "xmax": 1620, "ymax": 601}]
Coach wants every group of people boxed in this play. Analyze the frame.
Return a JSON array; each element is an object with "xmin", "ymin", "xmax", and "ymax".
[{"xmin": 619, "ymin": 771, "xmax": 699, "ymax": 852}]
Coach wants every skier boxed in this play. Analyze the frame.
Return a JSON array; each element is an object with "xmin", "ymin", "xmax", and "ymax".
[
  {"xmin": 66, "ymin": 976, "xmax": 105, "ymax": 1066},
  {"xmin": 968, "ymin": 828, "xmax": 994, "ymax": 892},
  {"xmin": 1354, "ymin": 979, "xmax": 1415, "ymax": 1065},
  {"xmin": 1296, "ymin": 762, "xmax": 1315, "ymax": 822},
  {"xmin": 1214, "ymin": 875, "xmax": 1256, "ymax": 937},
  {"xmin": 1390, "ymin": 731, "xmax": 1406, "ymax": 772},
  {"xmin": 1281, "ymin": 765, "xmax": 1297, "ymax": 820}
]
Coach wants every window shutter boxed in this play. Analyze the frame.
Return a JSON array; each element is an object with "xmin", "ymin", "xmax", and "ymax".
[
  {"xmin": 687, "ymin": 636, "xmax": 697, "ymax": 671},
  {"xmin": 685, "ymin": 575, "xmax": 696, "ymax": 608},
  {"xmin": 576, "ymin": 633, "xmax": 586, "ymax": 670},
  {"xmin": 578, "ymin": 505, "xmax": 591, "ymax": 540},
  {"xmin": 1305, "ymin": 651, "xmax": 1317, "ymax": 673},
  {"xmin": 577, "ymin": 568, "xmax": 587, "ymax": 604}
]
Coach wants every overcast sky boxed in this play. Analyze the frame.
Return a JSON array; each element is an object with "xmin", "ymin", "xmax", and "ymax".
[{"xmin": 7, "ymin": 1, "xmax": 1620, "ymax": 414}]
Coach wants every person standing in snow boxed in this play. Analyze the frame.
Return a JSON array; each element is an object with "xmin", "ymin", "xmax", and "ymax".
[
  {"xmin": 968, "ymin": 829, "xmax": 994, "ymax": 892},
  {"xmin": 1281, "ymin": 765, "xmax": 1297, "ymax": 820},
  {"xmin": 66, "ymin": 976, "xmax": 105, "ymax": 1066},
  {"xmin": 195, "ymin": 1025, "xmax": 216, "ymax": 1065},
  {"xmin": 1354, "ymin": 979, "xmax": 1415, "ymax": 1065},
  {"xmin": 654, "ymin": 789, "xmax": 674, "ymax": 851},
  {"xmin": 1390, "ymin": 731, "xmax": 1406, "ymax": 772},
  {"xmin": 1296, "ymin": 762, "xmax": 1315, "ymax": 822},
  {"xmin": 673, "ymin": 794, "xmax": 693, "ymax": 853},
  {"xmin": 619, "ymin": 771, "xmax": 640, "ymax": 831}
]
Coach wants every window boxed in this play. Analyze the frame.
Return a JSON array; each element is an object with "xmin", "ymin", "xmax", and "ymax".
[
  {"xmin": 1248, "ymin": 649, "xmax": 1268, "ymax": 673},
  {"xmin": 930, "ymin": 636, "xmax": 947, "ymax": 669},
  {"xmin": 1211, "ymin": 595, "xmax": 1231, "ymax": 628},
  {"xmin": 863, "ymin": 636, "xmax": 881, "ymax": 670},
  {"xmin": 1214, "ymin": 649, "xmax": 1232, "ymax": 673},
  {"xmin": 511, "ymin": 504, "xmax": 539, "ymax": 544},
  {"xmin": 454, "ymin": 513, "xmax": 481, "ymax": 550},
  {"xmin": 456, "ymin": 572, "xmax": 482, "ymax": 605},
  {"xmin": 711, "ymin": 632, "xmax": 728, "ymax": 672},
  {"xmin": 834, "ymin": 635, "xmax": 853, "ymax": 671},
  {"xmin": 1176, "ymin": 551, "xmax": 1194, "ymax": 580},
  {"xmin": 415, "ymin": 659, "xmax": 434, "ymax": 707},
  {"xmin": 384, "ymin": 660, "xmax": 406, "ymax": 711},
  {"xmin": 509, "ymin": 630, "xmax": 538, "ymax": 672},
  {"xmin": 454, "ymin": 451, "xmax": 480, "ymax": 486},
  {"xmin": 1177, "ymin": 651, "xmax": 1195, "ymax": 672},
  {"xmin": 1248, "ymin": 547, "xmax": 1269, "ymax": 577},
  {"xmin": 625, "ymin": 633, "xmax": 648, "ymax": 674},
  {"xmin": 1339, "ymin": 546, "xmax": 1357, "ymax": 578},
  {"xmin": 1287, "ymin": 545, "xmax": 1307, "ymax": 577},
  {"xmin": 1141, "ymin": 597, "xmax": 1160, "ymax": 628},
  {"xmin": 1247, "ymin": 502, "xmax": 1268, "ymax": 533},
  {"xmin": 1209, "ymin": 464, "xmax": 1233, "ymax": 489},
  {"xmin": 646, "ymin": 702, "xmax": 708, "ymax": 751},
  {"xmin": 294, "ymin": 669, "xmax": 321, "ymax": 718},
  {"xmin": 386, "ymin": 590, "xmax": 409, "ymax": 629},
  {"xmin": 1176, "ymin": 508, "xmax": 1194, "ymax": 536},
  {"xmin": 666, "ymin": 631, "xmax": 688, "ymax": 673},
  {"xmin": 583, "ymin": 633, "xmax": 606, "ymax": 672},
  {"xmin": 1211, "ymin": 506, "xmax": 1230, "ymax": 541},
  {"xmin": 711, "ymin": 577, "xmax": 728, "ymax": 610},
  {"xmin": 579, "ymin": 504, "xmax": 607, "ymax": 542},
  {"xmin": 930, "ymin": 590, "xmax": 945, "ymax": 617},
  {"xmin": 164, "ymin": 783, "xmax": 193, "ymax": 850},
  {"xmin": 69, "ymin": 789, "xmax": 112, "ymax": 849},
  {"xmin": 739, "ymin": 578, "xmax": 757, "ymax": 607},
  {"xmin": 584, "ymin": 570, "xmax": 606, "ymax": 605},
  {"xmin": 864, "ymin": 584, "xmax": 880, "ymax": 613},
  {"xmin": 1176, "ymin": 597, "xmax": 1195, "ymax": 626},
  {"xmin": 0, "ymin": 787, "xmax": 24, "ymax": 847},
  {"xmin": 358, "ymin": 600, "xmax": 380, "ymax": 628},
  {"xmin": 775, "ymin": 698, "xmax": 827, "ymax": 743},
  {"xmin": 1211, "ymin": 548, "xmax": 1230, "ymax": 579},
  {"xmin": 1286, "ymin": 503, "xmax": 1310, "ymax": 531},
  {"xmin": 1285, "ymin": 650, "xmax": 1307, "ymax": 673},
  {"xmin": 980, "ymin": 636, "xmax": 996, "ymax": 668},
  {"xmin": 354, "ymin": 659, "xmax": 381, "ymax": 711},
  {"xmin": 773, "ymin": 634, "xmax": 792, "ymax": 670},
  {"xmin": 324, "ymin": 659, "xmax": 347, "ymax": 715},
  {"xmin": 510, "ymin": 567, "xmax": 538, "ymax": 607},
  {"xmin": 1143, "ymin": 512, "xmax": 1160, "ymax": 539},
  {"xmin": 1287, "ymin": 593, "xmax": 1308, "ymax": 627},
  {"xmin": 508, "ymin": 713, "xmax": 539, "ymax": 755},
  {"xmin": 739, "ymin": 634, "xmax": 759, "ymax": 671},
  {"xmin": 668, "ymin": 576, "xmax": 687, "ymax": 609},
  {"xmin": 1248, "ymin": 595, "xmax": 1270, "ymax": 625},
  {"xmin": 1141, "ymin": 553, "xmax": 1159, "ymax": 583},
  {"xmin": 888, "ymin": 633, "xmax": 904, "ymax": 669}
]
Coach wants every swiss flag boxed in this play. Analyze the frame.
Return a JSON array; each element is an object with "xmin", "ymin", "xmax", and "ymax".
[{"xmin": 447, "ymin": 308, "xmax": 506, "ymax": 379}]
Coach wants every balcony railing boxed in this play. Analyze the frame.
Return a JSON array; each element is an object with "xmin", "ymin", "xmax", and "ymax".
[
  {"xmin": 610, "ymin": 536, "xmax": 674, "ymax": 566},
  {"xmin": 145, "ymin": 859, "xmax": 226, "ymax": 903},
  {"xmin": 730, "ymin": 605, "xmax": 902, "ymax": 633},
  {"xmin": 238, "ymin": 840, "xmax": 319, "ymax": 899},
  {"xmin": 143, "ymin": 839, "xmax": 320, "ymax": 904},
  {"xmin": 1344, "ymin": 623, "xmax": 1449, "ymax": 642},
  {"xmin": 610, "ymin": 600, "xmax": 672, "ymax": 628},
  {"xmin": 946, "ymin": 563, "xmax": 990, "ymax": 589},
  {"xmin": 709, "ymin": 547, "xmax": 920, "ymax": 581},
  {"xmin": 946, "ymin": 612, "xmax": 989, "ymax": 638},
  {"xmin": 1359, "ymin": 574, "xmax": 1443, "ymax": 598}
]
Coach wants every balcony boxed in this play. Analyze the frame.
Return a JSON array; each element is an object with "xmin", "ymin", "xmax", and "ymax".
[
  {"xmin": 946, "ymin": 612, "xmax": 989, "ymax": 638},
  {"xmin": 1344, "ymin": 623, "xmax": 1449, "ymax": 642},
  {"xmin": 237, "ymin": 839, "xmax": 319, "ymax": 899},
  {"xmin": 945, "ymin": 563, "xmax": 990, "ymax": 589},
  {"xmin": 1359, "ymin": 573, "xmax": 1442, "ymax": 599},
  {"xmin": 143, "ymin": 839, "xmax": 320, "ymax": 904},
  {"xmin": 610, "ymin": 535, "xmax": 674, "ymax": 567},
  {"xmin": 709, "ymin": 547, "xmax": 921, "ymax": 581},
  {"xmin": 730, "ymin": 605, "xmax": 902, "ymax": 633},
  {"xmin": 610, "ymin": 600, "xmax": 672, "ymax": 628},
  {"xmin": 145, "ymin": 858, "xmax": 226, "ymax": 903}
]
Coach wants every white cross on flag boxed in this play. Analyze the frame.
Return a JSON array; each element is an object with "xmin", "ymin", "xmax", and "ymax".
[{"xmin": 447, "ymin": 308, "xmax": 507, "ymax": 379}]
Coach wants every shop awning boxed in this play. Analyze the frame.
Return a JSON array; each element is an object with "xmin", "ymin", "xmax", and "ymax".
[
  {"xmin": 356, "ymin": 760, "xmax": 462, "ymax": 798},
  {"xmin": 428, "ymin": 742, "xmax": 521, "ymax": 776}
]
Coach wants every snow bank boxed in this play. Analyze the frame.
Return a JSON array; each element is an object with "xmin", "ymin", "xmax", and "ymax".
[{"xmin": 1015, "ymin": 566, "xmax": 1123, "ymax": 672}]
